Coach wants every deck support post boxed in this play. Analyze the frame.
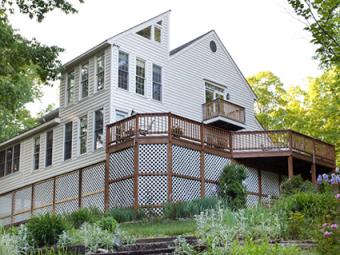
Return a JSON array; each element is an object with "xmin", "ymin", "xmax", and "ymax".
[
  {"xmin": 133, "ymin": 114, "xmax": 140, "ymax": 210},
  {"xmin": 167, "ymin": 113, "xmax": 173, "ymax": 201},
  {"xmin": 288, "ymin": 155, "xmax": 294, "ymax": 178},
  {"xmin": 311, "ymin": 163, "xmax": 316, "ymax": 184},
  {"xmin": 104, "ymin": 126, "xmax": 110, "ymax": 212},
  {"xmin": 200, "ymin": 123, "xmax": 205, "ymax": 198}
]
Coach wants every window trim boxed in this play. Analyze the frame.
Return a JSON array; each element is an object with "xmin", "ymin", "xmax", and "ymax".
[
  {"xmin": 152, "ymin": 64, "xmax": 162, "ymax": 101},
  {"xmin": 80, "ymin": 62, "xmax": 89, "ymax": 99},
  {"xmin": 135, "ymin": 58, "xmax": 146, "ymax": 95},
  {"xmin": 118, "ymin": 51, "xmax": 129, "ymax": 90},
  {"xmin": 64, "ymin": 121, "xmax": 73, "ymax": 161},
  {"xmin": 95, "ymin": 53, "xmax": 105, "ymax": 92},
  {"xmin": 94, "ymin": 108, "xmax": 104, "ymax": 150},
  {"xmin": 66, "ymin": 70, "xmax": 75, "ymax": 106},
  {"xmin": 33, "ymin": 135, "xmax": 40, "ymax": 170},
  {"xmin": 45, "ymin": 130, "xmax": 53, "ymax": 167},
  {"xmin": 79, "ymin": 115, "xmax": 88, "ymax": 155}
]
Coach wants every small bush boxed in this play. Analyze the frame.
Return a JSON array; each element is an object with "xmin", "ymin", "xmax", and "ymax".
[
  {"xmin": 280, "ymin": 175, "xmax": 316, "ymax": 196},
  {"xmin": 230, "ymin": 240, "xmax": 301, "ymax": 255},
  {"xmin": 218, "ymin": 163, "xmax": 247, "ymax": 210},
  {"xmin": 317, "ymin": 222, "xmax": 340, "ymax": 255},
  {"xmin": 64, "ymin": 207, "xmax": 102, "ymax": 229},
  {"xmin": 108, "ymin": 208, "xmax": 145, "ymax": 223},
  {"xmin": 97, "ymin": 216, "xmax": 118, "ymax": 232},
  {"xmin": 164, "ymin": 197, "xmax": 220, "ymax": 220},
  {"xmin": 26, "ymin": 213, "xmax": 67, "ymax": 247}
]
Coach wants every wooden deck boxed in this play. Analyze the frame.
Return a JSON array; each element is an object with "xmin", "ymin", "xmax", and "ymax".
[{"xmin": 106, "ymin": 113, "xmax": 336, "ymax": 181}]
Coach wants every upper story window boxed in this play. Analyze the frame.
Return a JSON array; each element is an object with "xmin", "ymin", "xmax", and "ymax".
[
  {"xmin": 118, "ymin": 51, "xmax": 129, "ymax": 90},
  {"xmin": 66, "ymin": 71, "xmax": 75, "ymax": 105},
  {"xmin": 45, "ymin": 130, "xmax": 53, "ymax": 167},
  {"xmin": 136, "ymin": 26, "xmax": 151, "ymax": 39},
  {"xmin": 154, "ymin": 26, "xmax": 161, "ymax": 43},
  {"xmin": 64, "ymin": 122, "xmax": 73, "ymax": 160},
  {"xmin": 94, "ymin": 109, "xmax": 104, "ymax": 150},
  {"xmin": 79, "ymin": 115, "xmax": 87, "ymax": 155},
  {"xmin": 152, "ymin": 64, "xmax": 162, "ymax": 101},
  {"xmin": 115, "ymin": 110, "xmax": 128, "ymax": 121},
  {"xmin": 96, "ymin": 54, "xmax": 105, "ymax": 91},
  {"xmin": 80, "ymin": 63, "xmax": 89, "ymax": 99},
  {"xmin": 136, "ymin": 58, "xmax": 146, "ymax": 95},
  {"xmin": 0, "ymin": 144, "xmax": 20, "ymax": 177},
  {"xmin": 33, "ymin": 136, "xmax": 40, "ymax": 170}
]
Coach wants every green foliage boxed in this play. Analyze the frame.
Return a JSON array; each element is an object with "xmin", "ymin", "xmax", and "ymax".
[
  {"xmin": 316, "ymin": 222, "xmax": 340, "ymax": 255},
  {"xmin": 229, "ymin": 240, "xmax": 301, "ymax": 255},
  {"xmin": 280, "ymin": 175, "xmax": 316, "ymax": 196},
  {"xmin": 97, "ymin": 216, "xmax": 118, "ymax": 233},
  {"xmin": 287, "ymin": 0, "xmax": 340, "ymax": 68},
  {"xmin": 164, "ymin": 197, "xmax": 220, "ymax": 220},
  {"xmin": 64, "ymin": 207, "xmax": 102, "ymax": 229},
  {"xmin": 287, "ymin": 212, "xmax": 309, "ymax": 240},
  {"xmin": 26, "ymin": 213, "xmax": 67, "ymax": 247},
  {"xmin": 107, "ymin": 208, "xmax": 145, "ymax": 223},
  {"xmin": 218, "ymin": 164, "xmax": 247, "ymax": 210}
]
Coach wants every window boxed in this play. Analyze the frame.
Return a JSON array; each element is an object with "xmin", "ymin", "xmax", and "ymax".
[
  {"xmin": 115, "ymin": 110, "xmax": 128, "ymax": 121},
  {"xmin": 6, "ymin": 148, "xmax": 13, "ymax": 175},
  {"xmin": 33, "ymin": 136, "xmax": 40, "ymax": 170},
  {"xmin": 80, "ymin": 63, "xmax": 89, "ymax": 98},
  {"xmin": 136, "ymin": 26, "xmax": 151, "ymax": 39},
  {"xmin": 154, "ymin": 26, "xmax": 161, "ymax": 42},
  {"xmin": 118, "ymin": 52, "xmax": 129, "ymax": 90},
  {"xmin": 79, "ymin": 115, "xmax": 87, "ymax": 154},
  {"xmin": 13, "ymin": 144, "xmax": 20, "ymax": 172},
  {"xmin": 136, "ymin": 59, "xmax": 145, "ymax": 95},
  {"xmin": 66, "ymin": 71, "xmax": 75, "ymax": 105},
  {"xmin": 0, "ymin": 151, "xmax": 5, "ymax": 177},
  {"xmin": 152, "ymin": 64, "xmax": 162, "ymax": 101},
  {"xmin": 64, "ymin": 122, "xmax": 73, "ymax": 160},
  {"xmin": 94, "ymin": 109, "xmax": 104, "ymax": 150},
  {"xmin": 45, "ymin": 130, "xmax": 53, "ymax": 167},
  {"xmin": 96, "ymin": 54, "xmax": 105, "ymax": 91}
]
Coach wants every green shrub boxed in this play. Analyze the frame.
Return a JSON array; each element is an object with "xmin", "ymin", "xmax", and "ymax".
[
  {"xmin": 230, "ymin": 240, "xmax": 301, "ymax": 255},
  {"xmin": 164, "ymin": 197, "xmax": 220, "ymax": 220},
  {"xmin": 218, "ymin": 163, "xmax": 247, "ymax": 210},
  {"xmin": 280, "ymin": 175, "xmax": 316, "ymax": 196},
  {"xmin": 64, "ymin": 207, "xmax": 102, "ymax": 229},
  {"xmin": 107, "ymin": 208, "xmax": 145, "ymax": 223},
  {"xmin": 97, "ymin": 216, "xmax": 118, "ymax": 232},
  {"xmin": 26, "ymin": 213, "xmax": 67, "ymax": 247}
]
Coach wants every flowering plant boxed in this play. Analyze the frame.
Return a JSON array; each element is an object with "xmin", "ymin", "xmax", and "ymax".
[
  {"xmin": 317, "ymin": 222, "xmax": 340, "ymax": 255},
  {"xmin": 317, "ymin": 173, "xmax": 340, "ymax": 185}
]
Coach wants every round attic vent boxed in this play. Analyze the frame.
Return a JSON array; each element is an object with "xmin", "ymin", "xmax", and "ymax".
[{"xmin": 210, "ymin": 40, "xmax": 217, "ymax": 52}]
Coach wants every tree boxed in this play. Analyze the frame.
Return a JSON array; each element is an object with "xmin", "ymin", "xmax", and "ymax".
[
  {"xmin": 288, "ymin": 0, "xmax": 340, "ymax": 68},
  {"xmin": 0, "ymin": 1, "xmax": 82, "ymax": 142}
]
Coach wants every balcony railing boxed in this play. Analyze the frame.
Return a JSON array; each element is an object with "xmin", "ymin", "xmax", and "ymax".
[
  {"xmin": 106, "ymin": 113, "xmax": 336, "ymax": 167},
  {"xmin": 202, "ymin": 98, "xmax": 245, "ymax": 124}
]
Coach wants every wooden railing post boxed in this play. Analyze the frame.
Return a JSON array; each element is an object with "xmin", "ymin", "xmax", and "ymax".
[
  {"xmin": 133, "ymin": 114, "xmax": 139, "ymax": 210},
  {"xmin": 167, "ymin": 113, "xmax": 173, "ymax": 202},
  {"xmin": 78, "ymin": 169, "xmax": 83, "ymax": 209},
  {"xmin": 288, "ymin": 130, "xmax": 293, "ymax": 153},
  {"xmin": 229, "ymin": 132, "xmax": 233, "ymax": 156}
]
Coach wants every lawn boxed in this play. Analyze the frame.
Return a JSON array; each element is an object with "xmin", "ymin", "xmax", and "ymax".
[{"xmin": 119, "ymin": 219, "xmax": 196, "ymax": 238}]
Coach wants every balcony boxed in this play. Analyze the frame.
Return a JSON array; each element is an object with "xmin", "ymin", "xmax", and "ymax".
[{"xmin": 202, "ymin": 98, "xmax": 246, "ymax": 130}]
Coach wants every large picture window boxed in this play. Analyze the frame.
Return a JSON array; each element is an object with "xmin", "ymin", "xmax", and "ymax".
[
  {"xmin": 45, "ymin": 130, "xmax": 53, "ymax": 167},
  {"xmin": 64, "ymin": 122, "xmax": 73, "ymax": 160},
  {"xmin": 96, "ymin": 54, "xmax": 105, "ymax": 91},
  {"xmin": 152, "ymin": 64, "xmax": 162, "ymax": 101},
  {"xmin": 118, "ymin": 51, "xmax": 129, "ymax": 90},
  {"xmin": 66, "ymin": 71, "xmax": 75, "ymax": 105},
  {"xmin": 79, "ymin": 115, "xmax": 87, "ymax": 154},
  {"xmin": 94, "ymin": 109, "xmax": 104, "ymax": 150},
  {"xmin": 80, "ymin": 63, "xmax": 89, "ymax": 98},
  {"xmin": 33, "ymin": 136, "xmax": 40, "ymax": 170},
  {"xmin": 136, "ymin": 58, "xmax": 145, "ymax": 95}
]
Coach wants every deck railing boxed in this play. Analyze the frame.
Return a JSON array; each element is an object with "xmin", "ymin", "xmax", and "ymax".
[
  {"xmin": 202, "ymin": 98, "xmax": 245, "ymax": 123},
  {"xmin": 106, "ymin": 113, "xmax": 335, "ymax": 166}
]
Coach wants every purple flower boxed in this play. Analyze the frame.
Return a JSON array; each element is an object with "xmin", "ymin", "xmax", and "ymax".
[
  {"xmin": 324, "ymin": 231, "xmax": 333, "ymax": 238},
  {"xmin": 336, "ymin": 175, "xmax": 340, "ymax": 184},
  {"xmin": 322, "ymin": 173, "xmax": 329, "ymax": 182},
  {"xmin": 330, "ymin": 175, "xmax": 336, "ymax": 184},
  {"xmin": 336, "ymin": 194, "xmax": 340, "ymax": 200},
  {"xmin": 331, "ymin": 224, "xmax": 337, "ymax": 230},
  {"xmin": 317, "ymin": 175, "xmax": 323, "ymax": 184},
  {"xmin": 322, "ymin": 223, "xmax": 330, "ymax": 228}
]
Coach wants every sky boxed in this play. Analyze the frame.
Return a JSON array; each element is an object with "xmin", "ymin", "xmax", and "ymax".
[{"xmin": 8, "ymin": 0, "xmax": 322, "ymax": 116}]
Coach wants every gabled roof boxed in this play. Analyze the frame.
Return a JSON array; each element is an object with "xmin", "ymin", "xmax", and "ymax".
[{"xmin": 170, "ymin": 30, "xmax": 213, "ymax": 56}]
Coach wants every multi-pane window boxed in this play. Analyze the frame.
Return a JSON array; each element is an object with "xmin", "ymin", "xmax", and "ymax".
[
  {"xmin": 6, "ymin": 148, "xmax": 13, "ymax": 175},
  {"xmin": 118, "ymin": 51, "xmax": 129, "ymax": 90},
  {"xmin": 66, "ymin": 71, "xmax": 75, "ymax": 105},
  {"xmin": 33, "ymin": 136, "xmax": 40, "ymax": 170},
  {"xmin": 13, "ymin": 144, "xmax": 20, "ymax": 172},
  {"xmin": 136, "ymin": 59, "xmax": 146, "ymax": 95},
  {"xmin": 152, "ymin": 64, "xmax": 162, "ymax": 101},
  {"xmin": 136, "ymin": 26, "xmax": 151, "ymax": 39},
  {"xmin": 64, "ymin": 122, "xmax": 73, "ymax": 160},
  {"xmin": 80, "ymin": 63, "xmax": 89, "ymax": 98},
  {"xmin": 45, "ymin": 130, "xmax": 53, "ymax": 167},
  {"xmin": 94, "ymin": 109, "xmax": 104, "ymax": 150},
  {"xmin": 79, "ymin": 115, "xmax": 87, "ymax": 154},
  {"xmin": 115, "ymin": 110, "xmax": 128, "ymax": 121},
  {"xmin": 154, "ymin": 26, "xmax": 161, "ymax": 42},
  {"xmin": 0, "ymin": 151, "xmax": 5, "ymax": 177},
  {"xmin": 96, "ymin": 54, "xmax": 105, "ymax": 91}
]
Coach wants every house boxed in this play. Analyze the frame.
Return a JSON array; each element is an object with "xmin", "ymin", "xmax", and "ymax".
[{"xmin": 0, "ymin": 11, "xmax": 336, "ymax": 225}]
